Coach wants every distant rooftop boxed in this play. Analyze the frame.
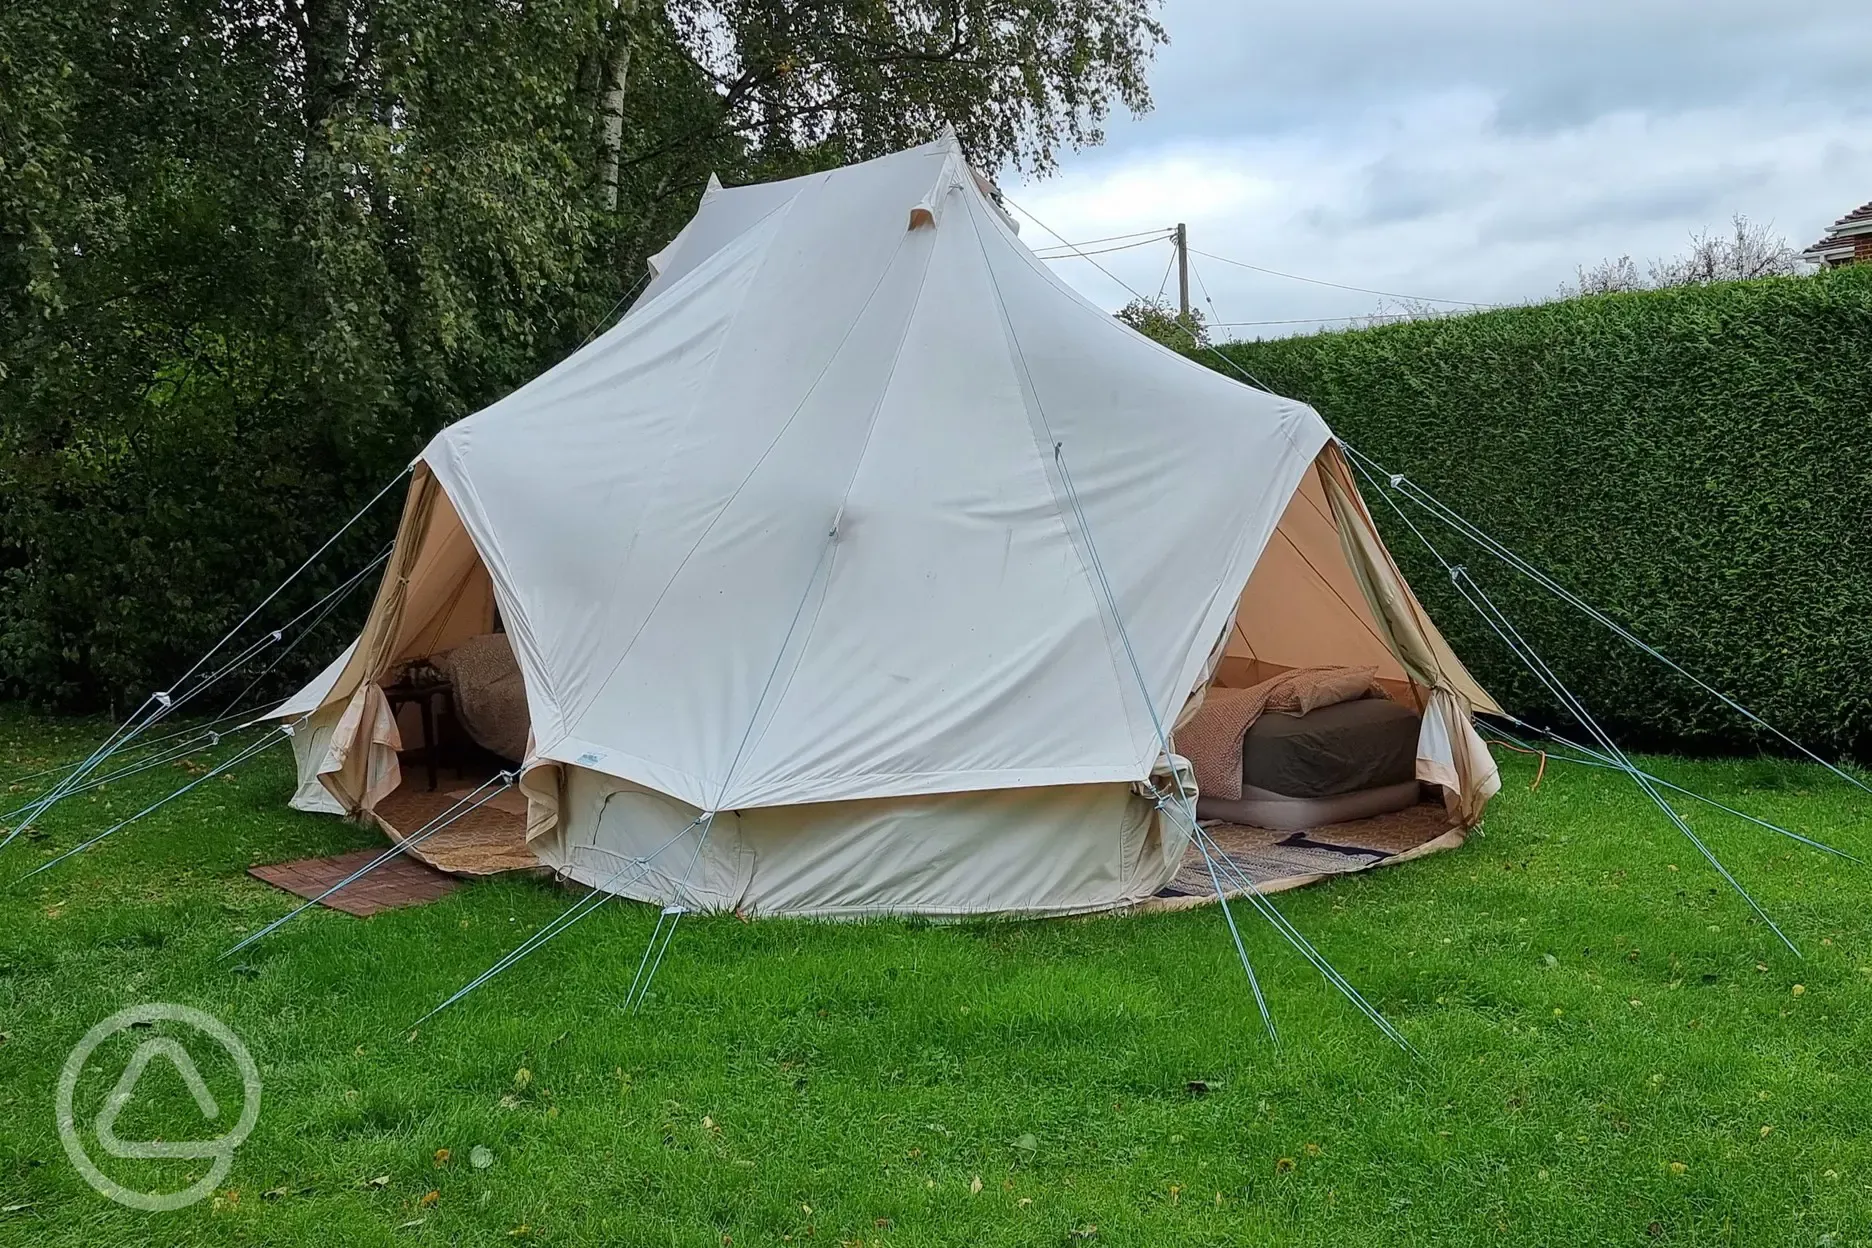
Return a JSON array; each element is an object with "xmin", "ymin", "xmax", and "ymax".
[{"xmin": 1802, "ymin": 201, "xmax": 1872, "ymax": 267}]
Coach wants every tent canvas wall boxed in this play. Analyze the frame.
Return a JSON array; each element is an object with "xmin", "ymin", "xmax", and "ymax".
[{"xmin": 272, "ymin": 133, "xmax": 1500, "ymax": 918}]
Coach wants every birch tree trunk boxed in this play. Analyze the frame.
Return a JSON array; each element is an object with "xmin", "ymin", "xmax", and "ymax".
[{"xmin": 596, "ymin": 0, "xmax": 638, "ymax": 212}]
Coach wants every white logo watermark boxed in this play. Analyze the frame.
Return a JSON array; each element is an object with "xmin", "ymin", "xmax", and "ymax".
[{"xmin": 56, "ymin": 1003, "xmax": 261, "ymax": 1211}]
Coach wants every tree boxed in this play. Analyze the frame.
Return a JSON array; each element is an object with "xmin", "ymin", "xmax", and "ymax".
[
  {"xmin": 1563, "ymin": 215, "xmax": 1804, "ymax": 297},
  {"xmin": 1648, "ymin": 215, "xmax": 1803, "ymax": 287},
  {"xmin": 1116, "ymin": 295, "xmax": 1208, "ymax": 350},
  {"xmin": 663, "ymin": 0, "xmax": 1164, "ymax": 176},
  {"xmin": 1566, "ymin": 254, "xmax": 1646, "ymax": 296},
  {"xmin": 0, "ymin": 0, "xmax": 1168, "ymax": 707}
]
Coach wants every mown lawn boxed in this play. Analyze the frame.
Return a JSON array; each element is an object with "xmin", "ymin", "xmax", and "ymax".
[{"xmin": 2, "ymin": 705, "xmax": 1871, "ymax": 1246}]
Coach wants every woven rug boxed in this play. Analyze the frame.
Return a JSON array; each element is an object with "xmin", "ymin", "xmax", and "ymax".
[
  {"xmin": 1140, "ymin": 802, "xmax": 1462, "ymax": 912},
  {"xmin": 371, "ymin": 781, "xmax": 541, "ymax": 876},
  {"xmin": 249, "ymin": 848, "xmax": 459, "ymax": 916}
]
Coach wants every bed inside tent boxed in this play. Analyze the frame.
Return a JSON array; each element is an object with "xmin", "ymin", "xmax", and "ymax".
[{"xmin": 274, "ymin": 439, "xmax": 1498, "ymax": 909}]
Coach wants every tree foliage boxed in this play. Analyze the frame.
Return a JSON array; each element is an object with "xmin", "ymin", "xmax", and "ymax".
[
  {"xmin": 1563, "ymin": 214, "xmax": 1804, "ymax": 297},
  {"xmin": 0, "ymin": 0, "xmax": 1164, "ymax": 708},
  {"xmin": 1115, "ymin": 294, "xmax": 1207, "ymax": 350}
]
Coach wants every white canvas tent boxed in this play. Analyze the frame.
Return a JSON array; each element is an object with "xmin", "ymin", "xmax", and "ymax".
[{"xmin": 272, "ymin": 132, "xmax": 1500, "ymax": 918}]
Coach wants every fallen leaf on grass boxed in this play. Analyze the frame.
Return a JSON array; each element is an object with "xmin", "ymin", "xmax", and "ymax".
[
  {"xmin": 969, "ymin": 1175, "xmax": 983, "ymax": 1195},
  {"xmin": 470, "ymin": 1146, "xmax": 495, "ymax": 1170},
  {"xmin": 366, "ymin": 1175, "xmax": 391, "ymax": 1189},
  {"xmin": 1275, "ymin": 1157, "xmax": 1295, "ymax": 1175},
  {"xmin": 434, "ymin": 1149, "xmax": 451, "ymax": 1166},
  {"xmin": 421, "ymin": 1190, "xmax": 439, "ymax": 1207}
]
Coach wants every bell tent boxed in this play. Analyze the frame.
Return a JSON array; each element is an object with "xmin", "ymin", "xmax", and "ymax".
[{"xmin": 271, "ymin": 132, "xmax": 1501, "ymax": 918}]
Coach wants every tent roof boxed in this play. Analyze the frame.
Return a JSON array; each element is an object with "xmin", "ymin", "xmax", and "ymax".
[{"xmin": 417, "ymin": 133, "xmax": 1333, "ymax": 811}]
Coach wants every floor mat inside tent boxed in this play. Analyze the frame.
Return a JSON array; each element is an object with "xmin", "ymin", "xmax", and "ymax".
[
  {"xmin": 1142, "ymin": 802, "xmax": 1462, "ymax": 911},
  {"xmin": 371, "ymin": 778, "xmax": 542, "ymax": 877}
]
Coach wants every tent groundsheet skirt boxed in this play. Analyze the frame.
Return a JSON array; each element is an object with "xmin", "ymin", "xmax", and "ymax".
[{"xmin": 535, "ymin": 767, "xmax": 1184, "ymax": 920}]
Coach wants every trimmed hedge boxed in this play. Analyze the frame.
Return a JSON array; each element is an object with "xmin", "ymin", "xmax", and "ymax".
[{"xmin": 1214, "ymin": 264, "xmax": 1872, "ymax": 761}]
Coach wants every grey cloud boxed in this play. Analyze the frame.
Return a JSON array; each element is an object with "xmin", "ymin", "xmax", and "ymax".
[
  {"xmin": 1473, "ymin": 174, "xmax": 1775, "ymax": 248},
  {"xmin": 1106, "ymin": 0, "xmax": 1872, "ymax": 149},
  {"xmin": 1015, "ymin": 2, "xmax": 1872, "ymax": 339}
]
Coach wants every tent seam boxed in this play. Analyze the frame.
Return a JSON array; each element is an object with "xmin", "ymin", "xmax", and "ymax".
[
  {"xmin": 961, "ymin": 193, "xmax": 1149, "ymax": 776},
  {"xmin": 717, "ymin": 205, "xmax": 951, "ymax": 803},
  {"xmin": 562, "ymin": 185, "xmax": 835, "ymax": 732}
]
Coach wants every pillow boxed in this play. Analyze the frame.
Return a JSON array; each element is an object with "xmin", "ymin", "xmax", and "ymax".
[{"xmin": 1288, "ymin": 665, "xmax": 1383, "ymax": 716}]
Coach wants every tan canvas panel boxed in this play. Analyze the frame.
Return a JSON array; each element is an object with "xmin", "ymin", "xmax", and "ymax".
[{"xmin": 1225, "ymin": 456, "xmax": 1413, "ymax": 695}]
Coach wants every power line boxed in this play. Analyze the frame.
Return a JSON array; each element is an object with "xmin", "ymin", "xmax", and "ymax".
[
  {"xmin": 1212, "ymin": 313, "xmax": 1435, "ymax": 328},
  {"xmin": 1002, "ymin": 197, "xmax": 1173, "ymax": 313},
  {"xmin": 1032, "ymin": 226, "xmax": 1176, "ymax": 250},
  {"xmin": 1189, "ymin": 247, "xmax": 1497, "ymax": 308},
  {"xmin": 1182, "ymin": 253, "xmax": 1276, "ymax": 390},
  {"xmin": 1010, "ymin": 205, "xmax": 1495, "ymax": 330},
  {"xmin": 1031, "ymin": 233, "xmax": 1173, "ymax": 260},
  {"xmin": 1000, "ymin": 195, "xmax": 1277, "ymax": 394}
]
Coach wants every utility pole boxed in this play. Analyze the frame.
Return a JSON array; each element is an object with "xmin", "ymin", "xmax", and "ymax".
[{"xmin": 1174, "ymin": 222, "xmax": 1189, "ymax": 318}]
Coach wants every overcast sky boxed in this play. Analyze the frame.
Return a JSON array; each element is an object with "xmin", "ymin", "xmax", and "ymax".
[{"xmin": 1004, "ymin": 1, "xmax": 1872, "ymax": 338}]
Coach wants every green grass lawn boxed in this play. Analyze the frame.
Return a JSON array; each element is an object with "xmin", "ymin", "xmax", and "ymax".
[{"xmin": 3, "ymin": 706, "xmax": 1871, "ymax": 1246}]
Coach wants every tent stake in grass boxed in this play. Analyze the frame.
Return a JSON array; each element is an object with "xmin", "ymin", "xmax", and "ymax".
[
  {"xmin": 621, "ymin": 812, "xmax": 717, "ymax": 1013},
  {"xmin": 1175, "ymin": 801, "xmax": 1279, "ymax": 1046},
  {"xmin": 410, "ymin": 816, "xmax": 706, "ymax": 1029}
]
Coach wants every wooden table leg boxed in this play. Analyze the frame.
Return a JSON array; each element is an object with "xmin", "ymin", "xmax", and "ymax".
[{"xmin": 421, "ymin": 693, "xmax": 438, "ymax": 791}]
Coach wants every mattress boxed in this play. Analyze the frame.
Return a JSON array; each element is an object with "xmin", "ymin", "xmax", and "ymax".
[
  {"xmin": 1240, "ymin": 695, "xmax": 1420, "ymax": 799},
  {"xmin": 1194, "ymin": 779, "xmax": 1423, "ymax": 832}
]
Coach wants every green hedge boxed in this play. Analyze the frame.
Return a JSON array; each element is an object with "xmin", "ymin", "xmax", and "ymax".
[{"xmin": 1214, "ymin": 264, "xmax": 1872, "ymax": 761}]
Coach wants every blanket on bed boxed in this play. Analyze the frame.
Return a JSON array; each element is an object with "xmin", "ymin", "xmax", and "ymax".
[
  {"xmin": 435, "ymin": 633, "xmax": 529, "ymax": 763},
  {"xmin": 1178, "ymin": 665, "xmax": 1388, "ymax": 801}
]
